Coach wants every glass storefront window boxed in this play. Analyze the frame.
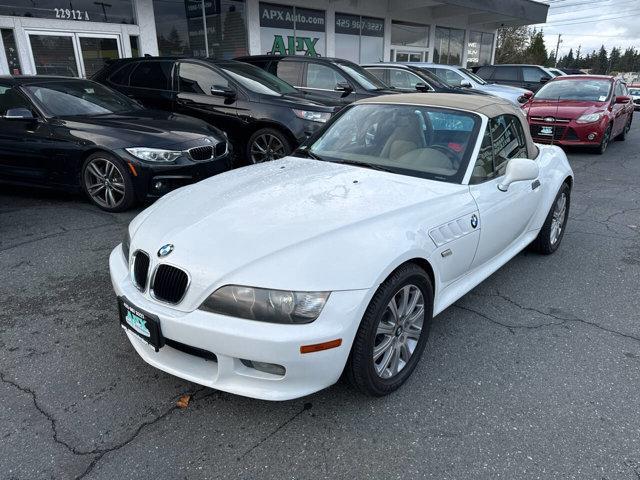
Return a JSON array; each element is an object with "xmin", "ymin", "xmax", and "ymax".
[
  {"xmin": 391, "ymin": 21, "xmax": 429, "ymax": 47},
  {"xmin": 1, "ymin": 29, "xmax": 21, "ymax": 75},
  {"xmin": 434, "ymin": 26, "xmax": 465, "ymax": 65},
  {"xmin": 259, "ymin": 3, "xmax": 326, "ymax": 56},
  {"xmin": 467, "ymin": 31, "xmax": 494, "ymax": 67},
  {"xmin": 29, "ymin": 35, "xmax": 78, "ymax": 77},
  {"xmin": 129, "ymin": 36, "xmax": 140, "ymax": 57},
  {"xmin": 154, "ymin": 0, "xmax": 247, "ymax": 59},
  {"xmin": 0, "ymin": 0, "xmax": 135, "ymax": 24},
  {"xmin": 335, "ymin": 13, "xmax": 384, "ymax": 63}
]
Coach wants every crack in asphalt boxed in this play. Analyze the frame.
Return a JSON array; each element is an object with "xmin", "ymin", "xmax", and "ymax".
[
  {"xmin": 456, "ymin": 291, "xmax": 640, "ymax": 344},
  {"xmin": 236, "ymin": 402, "xmax": 313, "ymax": 461},
  {"xmin": 0, "ymin": 369, "xmax": 213, "ymax": 479},
  {"xmin": 0, "ymin": 370, "xmax": 91, "ymax": 457}
]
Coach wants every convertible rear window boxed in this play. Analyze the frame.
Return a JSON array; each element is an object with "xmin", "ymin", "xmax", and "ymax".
[{"xmin": 303, "ymin": 103, "xmax": 481, "ymax": 183}]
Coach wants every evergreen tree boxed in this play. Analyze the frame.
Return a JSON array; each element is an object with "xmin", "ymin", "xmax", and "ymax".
[
  {"xmin": 609, "ymin": 47, "xmax": 621, "ymax": 72},
  {"xmin": 526, "ymin": 29, "xmax": 548, "ymax": 65},
  {"xmin": 594, "ymin": 45, "xmax": 608, "ymax": 74}
]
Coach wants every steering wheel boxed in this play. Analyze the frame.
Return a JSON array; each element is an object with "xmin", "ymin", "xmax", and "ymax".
[{"xmin": 430, "ymin": 144, "xmax": 461, "ymax": 168}]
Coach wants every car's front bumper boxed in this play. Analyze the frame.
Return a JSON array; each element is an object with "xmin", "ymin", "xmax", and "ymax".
[
  {"xmin": 116, "ymin": 149, "xmax": 233, "ymax": 201},
  {"xmin": 528, "ymin": 120, "xmax": 606, "ymax": 146},
  {"xmin": 109, "ymin": 246, "xmax": 370, "ymax": 401}
]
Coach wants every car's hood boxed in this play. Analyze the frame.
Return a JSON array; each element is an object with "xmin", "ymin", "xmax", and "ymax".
[
  {"xmin": 481, "ymin": 83, "xmax": 530, "ymax": 95},
  {"xmin": 130, "ymin": 157, "xmax": 467, "ymax": 305},
  {"xmin": 526, "ymin": 99, "xmax": 608, "ymax": 119},
  {"xmin": 57, "ymin": 110, "xmax": 223, "ymax": 149}
]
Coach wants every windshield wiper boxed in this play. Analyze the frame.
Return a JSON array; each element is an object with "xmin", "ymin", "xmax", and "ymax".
[
  {"xmin": 334, "ymin": 159, "xmax": 394, "ymax": 173},
  {"xmin": 293, "ymin": 148, "xmax": 324, "ymax": 161}
]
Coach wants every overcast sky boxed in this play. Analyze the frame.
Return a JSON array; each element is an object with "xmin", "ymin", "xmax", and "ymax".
[{"xmin": 534, "ymin": 0, "xmax": 640, "ymax": 58}]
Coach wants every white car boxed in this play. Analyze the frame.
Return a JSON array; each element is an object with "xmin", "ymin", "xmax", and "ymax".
[
  {"xmin": 109, "ymin": 93, "xmax": 573, "ymax": 401},
  {"xmin": 405, "ymin": 63, "xmax": 533, "ymax": 105},
  {"xmin": 629, "ymin": 86, "xmax": 640, "ymax": 110}
]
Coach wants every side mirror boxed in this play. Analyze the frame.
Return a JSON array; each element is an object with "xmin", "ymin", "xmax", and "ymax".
[
  {"xmin": 615, "ymin": 95, "xmax": 630, "ymax": 104},
  {"xmin": 540, "ymin": 76, "xmax": 551, "ymax": 84},
  {"xmin": 498, "ymin": 158, "xmax": 539, "ymax": 192},
  {"xmin": 3, "ymin": 108, "xmax": 34, "ymax": 120},
  {"xmin": 460, "ymin": 81, "xmax": 472, "ymax": 88},
  {"xmin": 334, "ymin": 82, "xmax": 353, "ymax": 95},
  {"xmin": 414, "ymin": 82, "xmax": 430, "ymax": 92},
  {"xmin": 210, "ymin": 85, "xmax": 236, "ymax": 99}
]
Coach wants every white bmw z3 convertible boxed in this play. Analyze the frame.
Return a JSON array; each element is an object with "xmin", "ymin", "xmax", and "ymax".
[{"xmin": 109, "ymin": 93, "xmax": 573, "ymax": 401}]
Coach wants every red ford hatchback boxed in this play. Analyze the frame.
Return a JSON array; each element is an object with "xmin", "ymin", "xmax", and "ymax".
[{"xmin": 523, "ymin": 75, "xmax": 633, "ymax": 154}]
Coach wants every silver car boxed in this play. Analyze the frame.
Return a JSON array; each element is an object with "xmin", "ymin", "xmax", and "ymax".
[{"xmin": 405, "ymin": 62, "xmax": 532, "ymax": 105}]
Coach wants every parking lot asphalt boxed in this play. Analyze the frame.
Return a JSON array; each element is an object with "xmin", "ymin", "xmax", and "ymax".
[{"xmin": 1, "ymin": 121, "xmax": 640, "ymax": 480}]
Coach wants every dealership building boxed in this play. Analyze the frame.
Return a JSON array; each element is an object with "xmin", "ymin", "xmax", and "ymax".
[{"xmin": 0, "ymin": 0, "xmax": 547, "ymax": 78}]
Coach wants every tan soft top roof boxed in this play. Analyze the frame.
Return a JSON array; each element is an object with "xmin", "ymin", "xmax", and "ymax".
[
  {"xmin": 357, "ymin": 92, "xmax": 518, "ymax": 116},
  {"xmin": 356, "ymin": 93, "xmax": 538, "ymax": 159}
]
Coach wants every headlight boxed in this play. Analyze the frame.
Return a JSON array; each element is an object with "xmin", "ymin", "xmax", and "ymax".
[
  {"xmin": 576, "ymin": 112, "xmax": 603, "ymax": 124},
  {"xmin": 122, "ymin": 229, "xmax": 131, "ymax": 261},
  {"xmin": 199, "ymin": 285, "xmax": 330, "ymax": 324},
  {"xmin": 292, "ymin": 109, "xmax": 332, "ymax": 123},
  {"xmin": 125, "ymin": 147, "xmax": 182, "ymax": 162}
]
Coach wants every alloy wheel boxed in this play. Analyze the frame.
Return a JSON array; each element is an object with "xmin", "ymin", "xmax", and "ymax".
[
  {"xmin": 600, "ymin": 126, "xmax": 611, "ymax": 153},
  {"xmin": 373, "ymin": 284, "xmax": 425, "ymax": 379},
  {"xmin": 550, "ymin": 191, "xmax": 567, "ymax": 245},
  {"xmin": 83, "ymin": 158, "xmax": 126, "ymax": 209},
  {"xmin": 250, "ymin": 134, "xmax": 286, "ymax": 164}
]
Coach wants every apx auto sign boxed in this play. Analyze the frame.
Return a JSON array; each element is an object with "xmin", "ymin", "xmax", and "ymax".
[{"xmin": 259, "ymin": 2, "xmax": 325, "ymax": 57}]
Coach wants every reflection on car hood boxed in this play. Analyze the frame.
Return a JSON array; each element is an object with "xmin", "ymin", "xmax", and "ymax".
[
  {"xmin": 527, "ymin": 100, "xmax": 608, "ymax": 119},
  {"xmin": 58, "ymin": 110, "xmax": 222, "ymax": 149},
  {"xmin": 132, "ymin": 157, "xmax": 466, "ymax": 296}
]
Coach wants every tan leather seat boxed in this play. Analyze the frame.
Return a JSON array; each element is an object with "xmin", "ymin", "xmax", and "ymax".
[{"xmin": 381, "ymin": 114, "xmax": 426, "ymax": 159}]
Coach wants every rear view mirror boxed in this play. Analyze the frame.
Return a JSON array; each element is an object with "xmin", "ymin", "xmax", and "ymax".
[
  {"xmin": 615, "ymin": 95, "xmax": 630, "ymax": 104},
  {"xmin": 460, "ymin": 81, "xmax": 472, "ymax": 88},
  {"xmin": 414, "ymin": 82, "xmax": 430, "ymax": 92},
  {"xmin": 498, "ymin": 158, "xmax": 539, "ymax": 192},
  {"xmin": 3, "ymin": 108, "xmax": 34, "ymax": 120},
  {"xmin": 210, "ymin": 85, "xmax": 236, "ymax": 99},
  {"xmin": 540, "ymin": 76, "xmax": 551, "ymax": 84}
]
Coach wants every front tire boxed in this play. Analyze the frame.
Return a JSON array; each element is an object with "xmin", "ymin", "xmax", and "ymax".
[
  {"xmin": 346, "ymin": 263, "xmax": 433, "ymax": 396},
  {"xmin": 595, "ymin": 124, "xmax": 612, "ymax": 154},
  {"xmin": 615, "ymin": 116, "xmax": 632, "ymax": 141},
  {"xmin": 81, "ymin": 153, "xmax": 135, "ymax": 212},
  {"xmin": 246, "ymin": 128, "xmax": 292, "ymax": 164},
  {"xmin": 530, "ymin": 182, "xmax": 570, "ymax": 254}
]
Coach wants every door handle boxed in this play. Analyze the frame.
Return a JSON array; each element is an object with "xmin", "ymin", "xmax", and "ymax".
[{"xmin": 531, "ymin": 179, "xmax": 541, "ymax": 190}]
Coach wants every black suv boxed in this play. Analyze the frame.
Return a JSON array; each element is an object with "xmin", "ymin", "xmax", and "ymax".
[
  {"xmin": 236, "ymin": 55, "xmax": 397, "ymax": 106},
  {"xmin": 93, "ymin": 58, "xmax": 338, "ymax": 164},
  {"xmin": 473, "ymin": 64, "xmax": 553, "ymax": 92}
]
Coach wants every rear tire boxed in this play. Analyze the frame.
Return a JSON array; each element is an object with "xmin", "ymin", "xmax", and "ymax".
[
  {"xmin": 81, "ymin": 152, "xmax": 135, "ymax": 212},
  {"xmin": 346, "ymin": 263, "xmax": 433, "ymax": 396},
  {"xmin": 530, "ymin": 182, "xmax": 570, "ymax": 255},
  {"xmin": 246, "ymin": 128, "xmax": 292, "ymax": 164}
]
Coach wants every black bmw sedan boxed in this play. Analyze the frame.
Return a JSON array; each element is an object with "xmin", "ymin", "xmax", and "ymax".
[{"xmin": 0, "ymin": 77, "xmax": 231, "ymax": 212}]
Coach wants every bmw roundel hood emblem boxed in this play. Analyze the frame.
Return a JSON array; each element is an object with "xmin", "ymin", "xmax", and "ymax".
[{"xmin": 158, "ymin": 244, "xmax": 174, "ymax": 257}]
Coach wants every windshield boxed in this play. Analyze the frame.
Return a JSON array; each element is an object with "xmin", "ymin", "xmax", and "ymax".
[
  {"xmin": 335, "ymin": 61, "xmax": 389, "ymax": 91},
  {"xmin": 219, "ymin": 62, "xmax": 298, "ymax": 96},
  {"xmin": 629, "ymin": 88, "xmax": 640, "ymax": 96},
  {"xmin": 534, "ymin": 78, "xmax": 612, "ymax": 102},
  {"xmin": 459, "ymin": 68, "xmax": 486, "ymax": 85},
  {"xmin": 24, "ymin": 80, "xmax": 139, "ymax": 117},
  {"xmin": 413, "ymin": 68, "xmax": 449, "ymax": 89},
  {"xmin": 301, "ymin": 104, "xmax": 480, "ymax": 183}
]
